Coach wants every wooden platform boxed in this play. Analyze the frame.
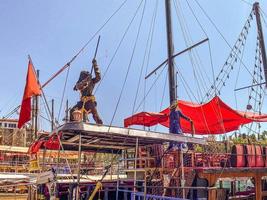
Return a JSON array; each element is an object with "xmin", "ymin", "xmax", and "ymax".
[
  {"xmin": 56, "ymin": 122, "xmax": 206, "ymax": 152},
  {"xmin": 197, "ymin": 167, "xmax": 267, "ymax": 200}
]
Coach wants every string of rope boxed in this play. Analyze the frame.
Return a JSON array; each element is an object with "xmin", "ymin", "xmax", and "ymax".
[
  {"xmin": 42, "ymin": 0, "xmax": 128, "ymax": 88},
  {"xmin": 239, "ymin": 0, "xmax": 253, "ymax": 6},
  {"xmin": 176, "ymin": 1, "xmax": 212, "ymax": 92},
  {"xmin": 203, "ymin": 10, "xmax": 253, "ymax": 101},
  {"xmin": 79, "ymin": 0, "xmax": 147, "ymax": 180},
  {"xmin": 94, "ymin": 0, "xmax": 144, "ymax": 95},
  {"xmin": 57, "ymin": 66, "xmax": 70, "ymax": 123},
  {"xmin": 175, "ymin": 63, "xmax": 212, "ymax": 134},
  {"xmin": 154, "ymin": 70, "xmax": 168, "ymax": 132},
  {"xmin": 3, "ymin": 105, "xmax": 20, "ymax": 119},
  {"xmin": 193, "ymin": 0, "xmax": 258, "ymax": 85},
  {"xmin": 175, "ymin": 64, "xmax": 198, "ymax": 102},
  {"xmin": 143, "ymin": 0, "xmax": 158, "ymax": 114},
  {"xmin": 107, "ymin": 0, "xmax": 145, "ymax": 129},
  {"xmin": 185, "ymin": 0, "xmax": 216, "ymax": 97},
  {"xmin": 79, "ymin": 0, "xmax": 149, "ymax": 181},
  {"xmin": 174, "ymin": 0, "xmax": 209, "ymax": 102},
  {"xmin": 132, "ymin": 0, "xmax": 158, "ymax": 115},
  {"xmin": 260, "ymin": 10, "xmax": 267, "ymax": 28},
  {"xmin": 173, "ymin": 1, "xmax": 202, "ymax": 102},
  {"xmin": 234, "ymin": 33, "xmax": 248, "ymax": 115},
  {"xmin": 134, "ymin": 64, "xmax": 167, "ymax": 113}
]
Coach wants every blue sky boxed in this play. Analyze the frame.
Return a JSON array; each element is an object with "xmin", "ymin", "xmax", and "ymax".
[{"xmin": 0, "ymin": 0, "xmax": 266, "ymax": 134}]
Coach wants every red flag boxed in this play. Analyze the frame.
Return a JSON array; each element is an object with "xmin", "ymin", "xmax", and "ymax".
[{"xmin": 18, "ymin": 60, "xmax": 41, "ymax": 128}]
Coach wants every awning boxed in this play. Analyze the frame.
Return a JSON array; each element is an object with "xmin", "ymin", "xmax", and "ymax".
[{"xmin": 124, "ymin": 96, "xmax": 267, "ymax": 135}]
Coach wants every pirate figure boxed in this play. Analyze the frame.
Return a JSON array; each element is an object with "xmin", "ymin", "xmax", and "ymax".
[
  {"xmin": 70, "ymin": 59, "xmax": 103, "ymax": 124},
  {"xmin": 169, "ymin": 101, "xmax": 192, "ymax": 134}
]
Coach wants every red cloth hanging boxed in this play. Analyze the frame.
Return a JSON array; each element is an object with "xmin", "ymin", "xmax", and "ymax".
[
  {"xmin": 124, "ymin": 96, "xmax": 267, "ymax": 135},
  {"xmin": 18, "ymin": 60, "xmax": 41, "ymax": 128}
]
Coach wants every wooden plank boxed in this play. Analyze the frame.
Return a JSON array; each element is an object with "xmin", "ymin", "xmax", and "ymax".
[
  {"xmin": 58, "ymin": 122, "xmax": 206, "ymax": 145},
  {"xmin": 66, "ymin": 135, "xmax": 80, "ymax": 143}
]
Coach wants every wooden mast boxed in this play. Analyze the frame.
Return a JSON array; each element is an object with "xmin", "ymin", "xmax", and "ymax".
[
  {"xmin": 165, "ymin": 0, "xmax": 177, "ymax": 133},
  {"xmin": 254, "ymin": 2, "xmax": 267, "ymax": 87}
]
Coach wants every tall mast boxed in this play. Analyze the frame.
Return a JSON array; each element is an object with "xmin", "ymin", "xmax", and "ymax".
[
  {"xmin": 165, "ymin": 0, "xmax": 176, "ymax": 132},
  {"xmin": 254, "ymin": 2, "xmax": 267, "ymax": 87}
]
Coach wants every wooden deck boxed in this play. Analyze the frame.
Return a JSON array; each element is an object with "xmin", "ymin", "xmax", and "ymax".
[{"xmin": 56, "ymin": 122, "xmax": 206, "ymax": 152}]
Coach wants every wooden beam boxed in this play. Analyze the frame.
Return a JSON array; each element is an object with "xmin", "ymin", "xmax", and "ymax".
[
  {"xmin": 58, "ymin": 122, "xmax": 206, "ymax": 145},
  {"xmin": 66, "ymin": 135, "xmax": 80, "ymax": 143}
]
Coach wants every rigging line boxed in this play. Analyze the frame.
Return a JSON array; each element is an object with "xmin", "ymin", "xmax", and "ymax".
[
  {"xmin": 175, "ymin": 63, "xmax": 212, "ymax": 134},
  {"xmin": 42, "ymin": 0, "xmax": 128, "ymax": 88},
  {"xmin": 208, "ymin": 41, "xmax": 217, "ymax": 97},
  {"xmin": 131, "ymin": 0, "xmax": 156, "ymax": 115},
  {"xmin": 135, "ymin": 65, "xmax": 167, "ymax": 113},
  {"xmin": 108, "ymin": 0, "xmax": 146, "ymax": 128},
  {"xmin": 154, "ymin": 70, "xmax": 168, "ymax": 132},
  {"xmin": 177, "ymin": 0, "xmax": 212, "ymax": 91},
  {"xmin": 261, "ymin": 10, "xmax": 267, "ymax": 29},
  {"xmin": 185, "ymin": 0, "xmax": 208, "ymax": 37},
  {"xmin": 184, "ymin": 0, "xmax": 215, "ymax": 91},
  {"xmin": 194, "ymin": 0, "xmax": 258, "ymax": 83},
  {"xmin": 40, "ymin": 97, "xmax": 52, "ymax": 124},
  {"xmin": 80, "ymin": 1, "xmax": 148, "ymax": 179},
  {"xmin": 174, "ymin": 1, "xmax": 204, "ymax": 101},
  {"xmin": 57, "ymin": 66, "xmax": 70, "ymax": 122},
  {"xmin": 234, "ymin": 36, "xmax": 248, "ymax": 109},
  {"xmin": 94, "ymin": 0, "xmax": 143, "ymax": 95},
  {"xmin": 239, "ymin": 0, "xmax": 253, "ymax": 6},
  {"xmin": 175, "ymin": 64, "xmax": 198, "ymax": 102},
  {"xmin": 3, "ymin": 105, "xmax": 20, "ymax": 119},
  {"xmin": 174, "ymin": 1, "xmax": 210, "ymax": 95},
  {"xmin": 143, "ymin": 0, "xmax": 158, "ymax": 114}
]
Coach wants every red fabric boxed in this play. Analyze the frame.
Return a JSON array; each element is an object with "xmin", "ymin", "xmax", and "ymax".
[
  {"xmin": 43, "ymin": 133, "xmax": 60, "ymax": 150},
  {"xmin": 18, "ymin": 60, "xmax": 41, "ymax": 128},
  {"xmin": 28, "ymin": 140, "xmax": 45, "ymax": 154},
  {"xmin": 124, "ymin": 96, "xmax": 267, "ymax": 134},
  {"xmin": 29, "ymin": 133, "xmax": 61, "ymax": 154}
]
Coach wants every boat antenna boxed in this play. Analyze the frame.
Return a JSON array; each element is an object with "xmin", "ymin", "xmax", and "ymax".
[{"xmin": 165, "ymin": 0, "xmax": 177, "ymax": 132}]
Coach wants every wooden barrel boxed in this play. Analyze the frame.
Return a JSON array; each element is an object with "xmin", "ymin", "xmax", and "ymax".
[
  {"xmin": 230, "ymin": 144, "xmax": 245, "ymax": 167},
  {"xmin": 255, "ymin": 145, "xmax": 264, "ymax": 167},
  {"xmin": 245, "ymin": 144, "xmax": 256, "ymax": 167},
  {"xmin": 263, "ymin": 146, "xmax": 267, "ymax": 167}
]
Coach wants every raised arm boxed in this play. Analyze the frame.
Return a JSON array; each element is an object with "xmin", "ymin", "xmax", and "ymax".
[
  {"xmin": 92, "ymin": 59, "xmax": 101, "ymax": 84},
  {"xmin": 178, "ymin": 110, "xmax": 191, "ymax": 122}
]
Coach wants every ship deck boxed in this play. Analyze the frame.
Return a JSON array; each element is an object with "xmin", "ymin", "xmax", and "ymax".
[{"xmin": 55, "ymin": 122, "xmax": 206, "ymax": 152}]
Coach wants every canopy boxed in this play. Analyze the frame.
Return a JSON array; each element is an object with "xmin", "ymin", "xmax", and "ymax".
[
  {"xmin": 29, "ymin": 133, "xmax": 60, "ymax": 154},
  {"xmin": 124, "ymin": 96, "xmax": 267, "ymax": 135}
]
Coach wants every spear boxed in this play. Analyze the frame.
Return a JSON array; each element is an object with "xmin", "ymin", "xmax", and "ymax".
[{"xmin": 91, "ymin": 35, "xmax": 101, "ymax": 74}]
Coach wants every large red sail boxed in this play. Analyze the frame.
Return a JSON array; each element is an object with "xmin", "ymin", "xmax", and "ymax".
[
  {"xmin": 18, "ymin": 60, "xmax": 41, "ymax": 129},
  {"xmin": 124, "ymin": 96, "xmax": 267, "ymax": 135}
]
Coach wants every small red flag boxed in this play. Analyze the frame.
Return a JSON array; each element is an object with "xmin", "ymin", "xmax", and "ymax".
[{"xmin": 18, "ymin": 60, "xmax": 41, "ymax": 129}]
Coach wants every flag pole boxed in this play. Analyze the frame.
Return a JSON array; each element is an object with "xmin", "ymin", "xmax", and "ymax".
[{"xmin": 28, "ymin": 55, "xmax": 39, "ymax": 140}]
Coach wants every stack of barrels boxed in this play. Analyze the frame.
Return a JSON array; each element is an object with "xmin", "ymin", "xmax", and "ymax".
[{"xmin": 230, "ymin": 144, "xmax": 266, "ymax": 167}]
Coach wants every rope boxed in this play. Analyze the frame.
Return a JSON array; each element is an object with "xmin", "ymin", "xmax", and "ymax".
[
  {"xmin": 79, "ymin": 0, "xmax": 147, "ymax": 183},
  {"xmin": 185, "ymin": 0, "xmax": 217, "ymax": 98},
  {"xmin": 134, "ymin": 64, "xmax": 167, "ymax": 113},
  {"xmin": 108, "ymin": 0, "xmax": 145, "ymax": 128},
  {"xmin": 174, "ymin": 0, "xmax": 211, "ymax": 101},
  {"xmin": 143, "ymin": 0, "xmax": 158, "ymax": 114},
  {"xmin": 57, "ymin": 66, "xmax": 70, "ymax": 122},
  {"xmin": 194, "ymin": 0, "xmax": 258, "ymax": 86},
  {"xmin": 132, "ymin": 0, "xmax": 159, "ymax": 115},
  {"xmin": 42, "ymin": 0, "xmax": 128, "ymax": 88},
  {"xmin": 94, "ymin": 0, "xmax": 144, "ymax": 94},
  {"xmin": 239, "ymin": 0, "xmax": 253, "ymax": 6}
]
